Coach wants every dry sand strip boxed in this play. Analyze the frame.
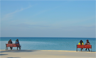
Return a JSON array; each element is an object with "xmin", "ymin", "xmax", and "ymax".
[{"xmin": 0, "ymin": 50, "xmax": 96, "ymax": 58}]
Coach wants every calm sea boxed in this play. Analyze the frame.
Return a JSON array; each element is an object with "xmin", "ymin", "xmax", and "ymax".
[{"xmin": 0, "ymin": 37, "xmax": 96, "ymax": 51}]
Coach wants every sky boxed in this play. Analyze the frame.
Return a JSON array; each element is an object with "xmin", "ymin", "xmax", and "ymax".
[{"xmin": 0, "ymin": 0, "xmax": 96, "ymax": 38}]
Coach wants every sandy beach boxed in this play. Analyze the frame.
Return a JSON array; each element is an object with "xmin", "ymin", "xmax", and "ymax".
[{"xmin": 0, "ymin": 50, "xmax": 96, "ymax": 58}]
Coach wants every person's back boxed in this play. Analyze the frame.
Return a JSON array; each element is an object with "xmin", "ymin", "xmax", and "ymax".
[
  {"xmin": 15, "ymin": 39, "xmax": 19, "ymax": 44},
  {"xmin": 15, "ymin": 39, "xmax": 21, "ymax": 50},
  {"xmin": 15, "ymin": 41, "xmax": 19, "ymax": 44},
  {"xmin": 85, "ymin": 40, "xmax": 90, "ymax": 45},
  {"xmin": 78, "ymin": 40, "xmax": 84, "ymax": 51},
  {"xmin": 78, "ymin": 40, "xmax": 84, "ymax": 45},
  {"xmin": 8, "ymin": 39, "xmax": 13, "ymax": 50},
  {"xmin": 85, "ymin": 40, "xmax": 90, "ymax": 51},
  {"xmin": 8, "ymin": 39, "xmax": 12, "ymax": 44}
]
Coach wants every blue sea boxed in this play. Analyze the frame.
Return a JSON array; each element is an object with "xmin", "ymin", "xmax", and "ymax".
[{"xmin": 0, "ymin": 37, "xmax": 96, "ymax": 51}]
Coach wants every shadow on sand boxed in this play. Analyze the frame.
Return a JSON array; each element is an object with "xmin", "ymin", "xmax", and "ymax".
[
  {"xmin": 0, "ymin": 54, "xmax": 8, "ymax": 56},
  {"xmin": 0, "ymin": 50, "xmax": 38, "ymax": 53},
  {"xmin": 7, "ymin": 57, "xmax": 20, "ymax": 58},
  {"xmin": 76, "ymin": 50, "xmax": 96, "ymax": 52}
]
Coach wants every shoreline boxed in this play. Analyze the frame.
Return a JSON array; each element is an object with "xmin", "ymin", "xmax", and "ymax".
[
  {"xmin": 0, "ymin": 50, "xmax": 96, "ymax": 58},
  {"xmin": 0, "ymin": 49, "xmax": 96, "ymax": 52}
]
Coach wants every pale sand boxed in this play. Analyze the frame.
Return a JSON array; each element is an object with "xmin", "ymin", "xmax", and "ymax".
[{"xmin": 0, "ymin": 50, "xmax": 96, "ymax": 58}]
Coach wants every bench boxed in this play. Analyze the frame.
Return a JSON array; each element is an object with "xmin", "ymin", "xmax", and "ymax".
[
  {"xmin": 76, "ymin": 45, "xmax": 92, "ymax": 51},
  {"xmin": 6, "ymin": 44, "xmax": 21, "ymax": 50}
]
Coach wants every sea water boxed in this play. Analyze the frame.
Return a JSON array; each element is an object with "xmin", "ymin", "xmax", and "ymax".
[{"xmin": 0, "ymin": 37, "xmax": 96, "ymax": 51}]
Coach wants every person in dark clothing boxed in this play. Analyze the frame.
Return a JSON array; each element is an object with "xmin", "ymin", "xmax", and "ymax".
[
  {"xmin": 78, "ymin": 40, "xmax": 84, "ymax": 51},
  {"xmin": 8, "ymin": 39, "xmax": 13, "ymax": 50},
  {"xmin": 80, "ymin": 40, "xmax": 84, "ymax": 45},
  {"xmin": 78, "ymin": 40, "xmax": 84, "ymax": 45},
  {"xmin": 85, "ymin": 40, "xmax": 90, "ymax": 51}
]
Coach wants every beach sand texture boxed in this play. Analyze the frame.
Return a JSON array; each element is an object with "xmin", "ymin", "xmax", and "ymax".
[{"xmin": 0, "ymin": 50, "xmax": 96, "ymax": 58}]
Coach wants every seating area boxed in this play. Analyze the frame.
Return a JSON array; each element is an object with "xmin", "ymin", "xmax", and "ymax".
[
  {"xmin": 76, "ymin": 45, "xmax": 92, "ymax": 51},
  {"xmin": 6, "ymin": 44, "xmax": 21, "ymax": 50}
]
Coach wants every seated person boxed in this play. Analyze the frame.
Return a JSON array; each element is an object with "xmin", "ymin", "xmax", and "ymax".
[
  {"xmin": 15, "ymin": 39, "xmax": 19, "ymax": 44},
  {"xmin": 78, "ymin": 40, "xmax": 84, "ymax": 45},
  {"xmin": 8, "ymin": 39, "xmax": 13, "ymax": 50},
  {"xmin": 15, "ymin": 39, "xmax": 21, "ymax": 50},
  {"xmin": 78, "ymin": 40, "xmax": 84, "ymax": 51},
  {"xmin": 85, "ymin": 40, "xmax": 90, "ymax": 51}
]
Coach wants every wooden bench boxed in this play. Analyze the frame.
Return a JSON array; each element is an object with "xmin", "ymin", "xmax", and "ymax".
[
  {"xmin": 6, "ymin": 44, "xmax": 21, "ymax": 50},
  {"xmin": 76, "ymin": 45, "xmax": 92, "ymax": 51}
]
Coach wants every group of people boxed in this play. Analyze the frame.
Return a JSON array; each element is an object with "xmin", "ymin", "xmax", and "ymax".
[
  {"xmin": 78, "ymin": 40, "xmax": 90, "ymax": 51},
  {"xmin": 8, "ymin": 39, "xmax": 20, "ymax": 50}
]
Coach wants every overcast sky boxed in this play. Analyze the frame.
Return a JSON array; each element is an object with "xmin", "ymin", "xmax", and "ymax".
[{"xmin": 0, "ymin": 0, "xmax": 95, "ymax": 38}]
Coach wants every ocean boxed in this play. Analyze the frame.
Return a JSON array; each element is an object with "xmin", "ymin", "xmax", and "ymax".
[{"xmin": 0, "ymin": 37, "xmax": 96, "ymax": 51}]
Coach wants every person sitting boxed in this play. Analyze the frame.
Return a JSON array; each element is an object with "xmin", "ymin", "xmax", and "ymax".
[
  {"xmin": 8, "ymin": 39, "xmax": 13, "ymax": 50},
  {"xmin": 15, "ymin": 39, "xmax": 21, "ymax": 50},
  {"xmin": 78, "ymin": 40, "xmax": 84, "ymax": 51},
  {"xmin": 85, "ymin": 40, "xmax": 90, "ymax": 51},
  {"xmin": 15, "ymin": 39, "xmax": 19, "ymax": 44},
  {"xmin": 78, "ymin": 40, "xmax": 84, "ymax": 45}
]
